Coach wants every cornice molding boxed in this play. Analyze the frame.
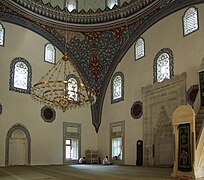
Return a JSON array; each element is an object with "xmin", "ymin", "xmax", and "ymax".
[{"xmin": 8, "ymin": 0, "xmax": 157, "ymax": 25}]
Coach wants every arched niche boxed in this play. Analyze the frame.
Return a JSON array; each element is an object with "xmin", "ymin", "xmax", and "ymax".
[{"xmin": 5, "ymin": 123, "xmax": 31, "ymax": 166}]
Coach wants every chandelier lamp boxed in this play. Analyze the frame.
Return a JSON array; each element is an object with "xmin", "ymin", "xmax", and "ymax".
[{"xmin": 31, "ymin": 51, "xmax": 96, "ymax": 112}]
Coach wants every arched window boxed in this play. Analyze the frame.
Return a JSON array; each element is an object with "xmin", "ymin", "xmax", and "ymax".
[
  {"xmin": 135, "ymin": 37, "xmax": 145, "ymax": 60},
  {"xmin": 65, "ymin": 0, "xmax": 77, "ymax": 12},
  {"xmin": 106, "ymin": 0, "xmax": 119, "ymax": 9},
  {"xmin": 9, "ymin": 57, "xmax": 32, "ymax": 94},
  {"xmin": 183, "ymin": 7, "xmax": 198, "ymax": 36},
  {"xmin": 44, "ymin": 43, "xmax": 56, "ymax": 64},
  {"xmin": 153, "ymin": 48, "xmax": 174, "ymax": 83},
  {"xmin": 0, "ymin": 23, "xmax": 5, "ymax": 47},
  {"xmin": 67, "ymin": 75, "xmax": 79, "ymax": 102},
  {"xmin": 111, "ymin": 72, "xmax": 124, "ymax": 103}
]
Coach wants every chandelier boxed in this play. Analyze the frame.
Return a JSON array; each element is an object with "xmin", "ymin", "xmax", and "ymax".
[{"xmin": 31, "ymin": 51, "xmax": 96, "ymax": 112}]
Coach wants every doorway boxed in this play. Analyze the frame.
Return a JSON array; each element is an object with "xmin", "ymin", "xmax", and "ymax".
[
  {"xmin": 136, "ymin": 140, "xmax": 143, "ymax": 166},
  {"xmin": 9, "ymin": 130, "xmax": 28, "ymax": 165},
  {"xmin": 5, "ymin": 123, "xmax": 31, "ymax": 166}
]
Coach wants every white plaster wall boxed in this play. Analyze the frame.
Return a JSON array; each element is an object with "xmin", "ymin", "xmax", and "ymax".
[
  {"xmin": 0, "ymin": 23, "xmax": 97, "ymax": 166},
  {"xmin": 99, "ymin": 3, "xmax": 204, "ymax": 165}
]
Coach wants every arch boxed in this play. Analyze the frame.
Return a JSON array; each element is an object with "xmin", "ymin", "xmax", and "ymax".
[
  {"xmin": 5, "ymin": 123, "xmax": 31, "ymax": 166},
  {"xmin": 9, "ymin": 57, "xmax": 32, "ymax": 94},
  {"xmin": 91, "ymin": 0, "xmax": 203, "ymax": 132},
  {"xmin": 0, "ymin": 12, "xmax": 87, "ymax": 89}
]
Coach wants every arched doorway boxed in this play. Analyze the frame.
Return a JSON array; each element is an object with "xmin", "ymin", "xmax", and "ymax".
[{"xmin": 5, "ymin": 123, "xmax": 31, "ymax": 166}]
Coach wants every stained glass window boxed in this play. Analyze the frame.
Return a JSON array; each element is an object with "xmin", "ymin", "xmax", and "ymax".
[
  {"xmin": 107, "ymin": 0, "xmax": 118, "ymax": 9},
  {"xmin": 111, "ymin": 72, "xmax": 124, "ymax": 103},
  {"xmin": 153, "ymin": 48, "xmax": 174, "ymax": 83},
  {"xmin": 65, "ymin": 0, "xmax": 77, "ymax": 12},
  {"xmin": 135, "ymin": 38, "xmax": 145, "ymax": 60},
  {"xmin": 9, "ymin": 57, "xmax": 32, "ymax": 94},
  {"xmin": 44, "ymin": 43, "xmax": 55, "ymax": 64},
  {"xmin": 0, "ymin": 23, "xmax": 5, "ymax": 47},
  {"xmin": 183, "ymin": 7, "xmax": 198, "ymax": 36},
  {"xmin": 67, "ymin": 75, "xmax": 78, "ymax": 101}
]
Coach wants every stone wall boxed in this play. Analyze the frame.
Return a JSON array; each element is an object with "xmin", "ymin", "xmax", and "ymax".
[{"xmin": 142, "ymin": 73, "xmax": 186, "ymax": 166}]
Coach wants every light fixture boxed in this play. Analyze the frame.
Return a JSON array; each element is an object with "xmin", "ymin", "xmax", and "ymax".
[{"xmin": 31, "ymin": 22, "xmax": 96, "ymax": 112}]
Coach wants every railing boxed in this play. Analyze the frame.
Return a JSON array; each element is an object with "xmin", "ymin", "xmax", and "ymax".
[{"xmin": 194, "ymin": 117, "xmax": 204, "ymax": 178}]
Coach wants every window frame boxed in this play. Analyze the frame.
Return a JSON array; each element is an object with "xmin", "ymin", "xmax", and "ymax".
[
  {"xmin": 0, "ymin": 22, "xmax": 5, "ymax": 47},
  {"xmin": 44, "ymin": 43, "xmax": 56, "ymax": 64},
  {"xmin": 64, "ymin": 0, "xmax": 78, "ymax": 12},
  {"xmin": 111, "ymin": 71, "xmax": 124, "ymax": 104},
  {"xmin": 110, "ymin": 121, "xmax": 125, "ymax": 165},
  {"xmin": 153, "ymin": 48, "xmax": 174, "ymax": 83},
  {"xmin": 183, "ymin": 6, "xmax": 199, "ymax": 37},
  {"xmin": 66, "ymin": 74, "xmax": 79, "ymax": 102},
  {"xmin": 63, "ymin": 122, "xmax": 81, "ymax": 163},
  {"xmin": 135, "ymin": 37, "xmax": 145, "ymax": 60},
  {"xmin": 9, "ymin": 57, "xmax": 32, "ymax": 94},
  {"xmin": 105, "ymin": 0, "xmax": 119, "ymax": 9},
  {"xmin": 65, "ymin": 138, "xmax": 79, "ymax": 160},
  {"xmin": 65, "ymin": 138, "xmax": 72, "ymax": 160}
]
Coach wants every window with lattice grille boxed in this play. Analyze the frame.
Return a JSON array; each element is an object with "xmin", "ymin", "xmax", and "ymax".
[
  {"xmin": 135, "ymin": 38, "xmax": 145, "ymax": 60},
  {"xmin": 44, "ymin": 43, "xmax": 56, "ymax": 64},
  {"xmin": 0, "ymin": 23, "xmax": 5, "ymax": 47},
  {"xmin": 14, "ymin": 62, "xmax": 28, "ymax": 90},
  {"xmin": 9, "ymin": 57, "xmax": 32, "ymax": 94},
  {"xmin": 111, "ymin": 72, "xmax": 124, "ymax": 103},
  {"xmin": 157, "ymin": 53, "xmax": 170, "ymax": 82},
  {"xmin": 183, "ymin": 7, "xmax": 198, "ymax": 36},
  {"xmin": 153, "ymin": 48, "xmax": 174, "ymax": 83}
]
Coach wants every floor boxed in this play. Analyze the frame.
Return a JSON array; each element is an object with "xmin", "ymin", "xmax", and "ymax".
[{"xmin": 0, "ymin": 164, "xmax": 184, "ymax": 180}]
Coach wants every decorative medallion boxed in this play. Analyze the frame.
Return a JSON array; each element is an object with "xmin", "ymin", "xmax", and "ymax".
[
  {"xmin": 131, "ymin": 101, "xmax": 143, "ymax": 119},
  {"xmin": 41, "ymin": 106, "xmax": 56, "ymax": 123}
]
